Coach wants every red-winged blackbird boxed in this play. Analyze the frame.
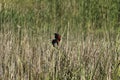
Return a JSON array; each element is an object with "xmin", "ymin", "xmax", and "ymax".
[{"xmin": 52, "ymin": 33, "xmax": 61, "ymax": 47}]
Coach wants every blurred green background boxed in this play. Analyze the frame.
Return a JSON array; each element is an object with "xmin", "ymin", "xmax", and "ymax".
[{"xmin": 0, "ymin": 0, "xmax": 120, "ymax": 36}]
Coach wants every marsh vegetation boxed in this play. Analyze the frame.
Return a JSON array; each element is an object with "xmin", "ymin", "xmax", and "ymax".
[{"xmin": 0, "ymin": 0, "xmax": 120, "ymax": 80}]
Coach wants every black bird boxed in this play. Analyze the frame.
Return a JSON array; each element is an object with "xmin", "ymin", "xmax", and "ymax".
[{"xmin": 52, "ymin": 33, "xmax": 61, "ymax": 47}]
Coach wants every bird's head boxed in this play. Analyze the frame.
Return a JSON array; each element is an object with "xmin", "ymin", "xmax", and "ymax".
[{"xmin": 54, "ymin": 33, "xmax": 61, "ymax": 41}]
